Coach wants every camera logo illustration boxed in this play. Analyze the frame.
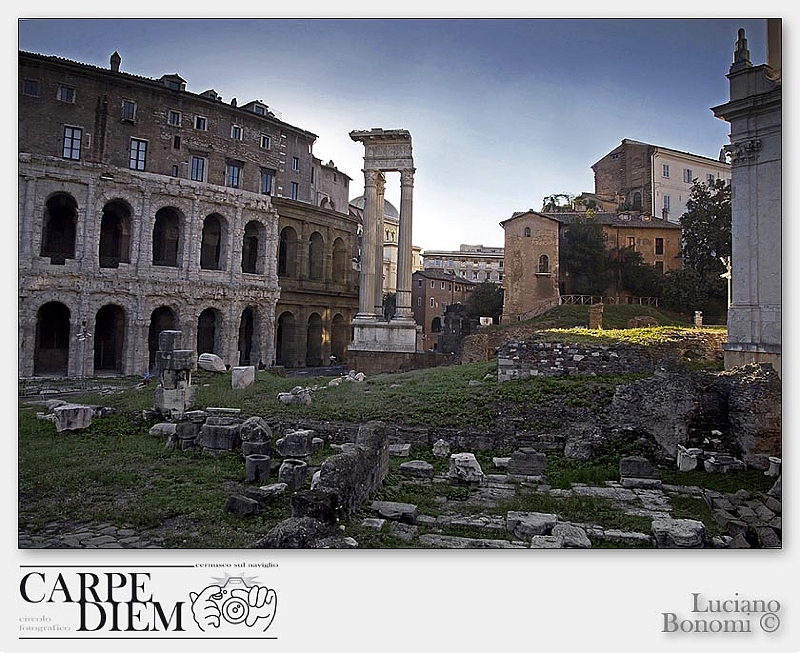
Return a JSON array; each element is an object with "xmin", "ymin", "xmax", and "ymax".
[{"xmin": 189, "ymin": 576, "xmax": 277, "ymax": 633}]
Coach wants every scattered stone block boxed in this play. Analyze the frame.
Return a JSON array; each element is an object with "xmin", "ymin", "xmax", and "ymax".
[
  {"xmin": 493, "ymin": 457, "xmax": 511, "ymax": 469},
  {"xmin": 755, "ymin": 526, "xmax": 781, "ymax": 548},
  {"xmin": 652, "ymin": 518, "xmax": 706, "ymax": 548},
  {"xmin": 231, "ymin": 366, "xmax": 255, "ymax": 389},
  {"xmin": 149, "ymin": 423, "xmax": 177, "ymax": 438},
  {"xmin": 432, "ymin": 439, "xmax": 451, "ymax": 458},
  {"xmin": 552, "ymin": 523, "xmax": 592, "ymax": 548},
  {"xmin": 370, "ymin": 500, "xmax": 418, "ymax": 524},
  {"xmin": 53, "ymin": 404, "xmax": 93, "ymax": 432},
  {"xmin": 399, "ymin": 460, "xmax": 434, "ymax": 480},
  {"xmin": 620, "ymin": 456, "xmax": 659, "ymax": 479},
  {"xmin": 243, "ymin": 483, "xmax": 287, "ymax": 506},
  {"xmin": 529, "ymin": 535, "xmax": 565, "ymax": 549},
  {"xmin": 448, "ymin": 452, "xmax": 485, "ymax": 486},
  {"xmin": 291, "ymin": 488, "xmax": 339, "ymax": 525},
  {"xmin": 278, "ymin": 459, "xmax": 308, "ymax": 490},
  {"xmin": 242, "ymin": 441, "xmax": 271, "ymax": 457},
  {"xmin": 507, "ymin": 448, "xmax": 547, "ymax": 477},
  {"xmin": 362, "ymin": 518, "xmax": 386, "ymax": 530},
  {"xmin": 677, "ymin": 446, "xmax": 702, "ymax": 472},
  {"xmin": 197, "ymin": 423, "xmax": 241, "ymax": 451},
  {"xmin": 240, "ymin": 416, "xmax": 272, "ymax": 443},
  {"xmin": 245, "ymin": 454, "xmax": 272, "ymax": 483},
  {"xmin": 198, "ymin": 352, "xmax": 226, "ymax": 372},
  {"xmin": 312, "ymin": 437, "xmax": 325, "ymax": 453},
  {"xmin": 506, "ymin": 511, "xmax": 558, "ymax": 538},
  {"xmin": 389, "ymin": 443, "xmax": 411, "ymax": 457},
  {"xmin": 225, "ymin": 495, "xmax": 260, "ymax": 517},
  {"xmin": 276, "ymin": 430, "xmax": 315, "ymax": 457},
  {"xmin": 729, "ymin": 533, "xmax": 751, "ymax": 548},
  {"xmin": 390, "ymin": 522, "xmax": 418, "ymax": 542}
]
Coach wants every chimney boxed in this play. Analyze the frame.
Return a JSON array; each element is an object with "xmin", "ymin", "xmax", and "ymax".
[{"xmin": 110, "ymin": 51, "xmax": 121, "ymax": 73}]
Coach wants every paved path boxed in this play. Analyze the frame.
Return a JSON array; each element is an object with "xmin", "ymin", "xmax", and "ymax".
[{"xmin": 18, "ymin": 521, "xmax": 163, "ymax": 549}]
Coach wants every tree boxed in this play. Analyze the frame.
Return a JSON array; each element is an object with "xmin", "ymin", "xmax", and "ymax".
[
  {"xmin": 541, "ymin": 193, "xmax": 575, "ymax": 213},
  {"xmin": 608, "ymin": 246, "xmax": 663, "ymax": 297},
  {"xmin": 466, "ymin": 281, "xmax": 504, "ymax": 323},
  {"xmin": 662, "ymin": 179, "xmax": 731, "ymax": 322},
  {"xmin": 680, "ymin": 179, "xmax": 731, "ymax": 277},
  {"xmin": 560, "ymin": 216, "xmax": 610, "ymax": 295}
]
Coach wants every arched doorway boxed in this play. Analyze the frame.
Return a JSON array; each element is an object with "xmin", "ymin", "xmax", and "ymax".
[
  {"xmin": 275, "ymin": 312, "xmax": 296, "ymax": 367},
  {"xmin": 34, "ymin": 302, "xmax": 70, "ymax": 376},
  {"xmin": 242, "ymin": 221, "xmax": 264, "ymax": 274},
  {"xmin": 197, "ymin": 308, "xmax": 219, "ymax": 356},
  {"xmin": 238, "ymin": 307, "xmax": 255, "ymax": 366},
  {"xmin": 278, "ymin": 226, "xmax": 298, "ymax": 277},
  {"xmin": 308, "ymin": 232, "xmax": 324, "ymax": 280},
  {"xmin": 94, "ymin": 304, "xmax": 125, "ymax": 373},
  {"xmin": 306, "ymin": 313, "xmax": 323, "ymax": 367},
  {"xmin": 148, "ymin": 306, "xmax": 176, "ymax": 372},
  {"xmin": 98, "ymin": 200, "xmax": 132, "ymax": 268},
  {"xmin": 200, "ymin": 213, "xmax": 224, "ymax": 270},
  {"xmin": 152, "ymin": 207, "xmax": 182, "ymax": 267},
  {"xmin": 331, "ymin": 313, "xmax": 349, "ymax": 363},
  {"xmin": 41, "ymin": 194, "xmax": 78, "ymax": 265},
  {"xmin": 332, "ymin": 237, "xmax": 349, "ymax": 282}
]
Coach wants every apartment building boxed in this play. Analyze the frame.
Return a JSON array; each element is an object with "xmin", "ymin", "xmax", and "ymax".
[
  {"xmin": 422, "ymin": 244, "xmax": 504, "ymax": 284},
  {"xmin": 411, "ymin": 269, "xmax": 475, "ymax": 351}
]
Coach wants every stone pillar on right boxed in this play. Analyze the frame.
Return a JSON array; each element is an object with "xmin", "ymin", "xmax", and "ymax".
[{"xmin": 712, "ymin": 21, "xmax": 782, "ymax": 376}]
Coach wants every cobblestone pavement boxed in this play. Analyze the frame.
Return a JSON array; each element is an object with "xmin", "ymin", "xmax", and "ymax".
[{"xmin": 18, "ymin": 522, "xmax": 164, "ymax": 549}]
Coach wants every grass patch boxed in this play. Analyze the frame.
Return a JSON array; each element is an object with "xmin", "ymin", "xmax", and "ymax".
[{"xmin": 660, "ymin": 469, "xmax": 776, "ymax": 495}]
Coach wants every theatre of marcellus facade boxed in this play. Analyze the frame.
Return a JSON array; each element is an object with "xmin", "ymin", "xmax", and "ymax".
[{"xmin": 18, "ymin": 49, "xmax": 360, "ymax": 378}]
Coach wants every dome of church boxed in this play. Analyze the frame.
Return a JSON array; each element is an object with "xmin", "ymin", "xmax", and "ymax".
[{"xmin": 349, "ymin": 195, "xmax": 400, "ymax": 221}]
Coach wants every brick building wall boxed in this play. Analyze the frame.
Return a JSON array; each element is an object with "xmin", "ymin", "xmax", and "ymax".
[
  {"xmin": 411, "ymin": 270, "xmax": 474, "ymax": 351},
  {"xmin": 19, "ymin": 49, "xmax": 358, "ymax": 378}
]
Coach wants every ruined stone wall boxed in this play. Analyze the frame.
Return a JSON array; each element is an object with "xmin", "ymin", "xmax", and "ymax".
[{"xmin": 498, "ymin": 340, "xmax": 653, "ymax": 381}]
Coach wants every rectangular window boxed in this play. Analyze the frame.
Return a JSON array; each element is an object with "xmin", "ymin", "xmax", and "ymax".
[
  {"xmin": 417, "ymin": 297, "xmax": 422, "ymax": 306},
  {"xmin": 191, "ymin": 156, "xmax": 205, "ymax": 182},
  {"xmin": 194, "ymin": 115, "xmax": 207, "ymax": 130},
  {"xmin": 661, "ymin": 164, "xmax": 670, "ymax": 178},
  {"xmin": 231, "ymin": 125, "xmax": 242, "ymax": 140},
  {"xmin": 707, "ymin": 173, "xmax": 716, "ymax": 185},
  {"xmin": 441, "ymin": 282, "xmax": 445, "ymax": 289},
  {"xmin": 171, "ymin": 165, "xmax": 179, "ymax": 177},
  {"xmin": 430, "ymin": 297, "xmax": 435, "ymax": 307},
  {"xmin": 57, "ymin": 85, "xmax": 75, "ymax": 103},
  {"xmin": 430, "ymin": 281, "xmax": 435, "ymax": 289},
  {"xmin": 418, "ymin": 279, "xmax": 423, "ymax": 287},
  {"xmin": 121, "ymin": 100, "xmax": 136, "ymax": 122},
  {"xmin": 684, "ymin": 168, "xmax": 693, "ymax": 183},
  {"xmin": 655, "ymin": 261, "xmax": 664, "ymax": 273},
  {"xmin": 655, "ymin": 238, "xmax": 664, "ymax": 255},
  {"xmin": 129, "ymin": 139, "xmax": 147, "ymax": 170},
  {"xmin": 292, "ymin": 156, "xmax": 300, "ymax": 171},
  {"xmin": 22, "ymin": 78, "xmax": 39, "ymax": 96},
  {"xmin": 290, "ymin": 182, "xmax": 299, "ymax": 200},
  {"xmin": 62, "ymin": 126, "xmax": 82, "ymax": 160},
  {"xmin": 627, "ymin": 236, "xmax": 636, "ymax": 249},
  {"xmin": 663, "ymin": 195, "xmax": 671, "ymax": 212},
  {"xmin": 260, "ymin": 134, "xmax": 271, "ymax": 149},
  {"xmin": 168, "ymin": 110, "xmax": 182, "ymax": 126},
  {"xmin": 226, "ymin": 162, "xmax": 241, "ymax": 188},
  {"xmin": 260, "ymin": 168, "xmax": 275, "ymax": 195}
]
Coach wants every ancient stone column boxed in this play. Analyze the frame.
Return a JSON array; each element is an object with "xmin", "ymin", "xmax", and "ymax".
[
  {"xmin": 356, "ymin": 169, "xmax": 380, "ymax": 319},
  {"xmin": 394, "ymin": 168, "xmax": 415, "ymax": 320},
  {"xmin": 374, "ymin": 172, "xmax": 386, "ymax": 318}
]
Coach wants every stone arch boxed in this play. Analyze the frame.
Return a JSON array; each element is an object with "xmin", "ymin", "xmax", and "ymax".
[
  {"xmin": 200, "ymin": 213, "xmax": 227, "ymax": 270},
  {"xmin": 332, "ymin": 237, "xmax": 349, "ymax": 282},
  {"xmin": 34, "ymin": 301, "xmax": 71, "ymax": 375},
  {"xmin": 148, "ymin": 306, "xmax": 176, "ymax": 371},
  {"xmin": 197, "ymin": 307, "xmax": 222, "ymax": 356},
  {"xmin": 278, "ymin": 226, "xmax": 298, "ymax": 277},
  {"xmin": 98, "ymin": 199, "xmax": 132, "ymax": 268},
  {"xmin": 242, "ymin": 220, "xmax": 266, "ymax": 274},
  {"xmin": 538, "ymin": 254, "xmax": 550, "ymax": 274},
  {"xmin": 41, "ymin": 193, "xmax": 78, "ymax": 265},
  {"xmin": 238, "ymin": 305, "xmax": 259, "ymax": 366},
  {"xmin": 275, "ymin": 311, "xmax": 297, "ymax": 367},
  {"xmin": 331, "ymin": 313, "xmax": 349, "ymax": 362},
  {"xmin": 152, "ymin": 206, "xmax": 184, "ymax": 267},
  {"xmin": 308, "ymin": 231, "xmax": 325, "ymax": 280},
  {"xmin": 431, "ymin": 316, "xmax": 442, "ymax": 333},
  {"xmin": 94, "ymin": 304, "xmax": 126, "ymax": 373},
  {"xmin": 306, "ymin": 312, "xmax": 323, "ymax": 366}
]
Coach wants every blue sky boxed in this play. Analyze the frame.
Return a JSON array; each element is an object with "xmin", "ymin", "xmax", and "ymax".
[{"xmin": 17, "ymin": 17, "xmax": 769, "ymax": 251}]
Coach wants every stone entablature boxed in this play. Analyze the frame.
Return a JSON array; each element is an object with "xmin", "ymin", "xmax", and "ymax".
[{"xmin": 497, "ymin": 340, "xmax": 653, "ymax": 382}]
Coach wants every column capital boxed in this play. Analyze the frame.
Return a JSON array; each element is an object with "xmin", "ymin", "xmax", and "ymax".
[{"xmin": 400, "ymin": 168, "xmax": 416, "ymax": 186}]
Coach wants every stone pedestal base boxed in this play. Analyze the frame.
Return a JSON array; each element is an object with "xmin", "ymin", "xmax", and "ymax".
[
  {"xmin": 348, "ymin": 317, "xmax": 418, "ymax": 353},
  {"xmin": 723, "ymin": 343, "xmax": 782, "ymax": 378}
]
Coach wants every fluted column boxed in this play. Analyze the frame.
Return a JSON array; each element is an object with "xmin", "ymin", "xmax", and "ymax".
[
  {"xmin": 394, "ymin": 168, "xmax": 415, "ymax": 319},
  {"xmin": 374, "ymin": 172, "xmax": 386, "ymax": 317},
  {"xmin": 356, "ymin": 169, "xmax": 379, "ymax": 318}
]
